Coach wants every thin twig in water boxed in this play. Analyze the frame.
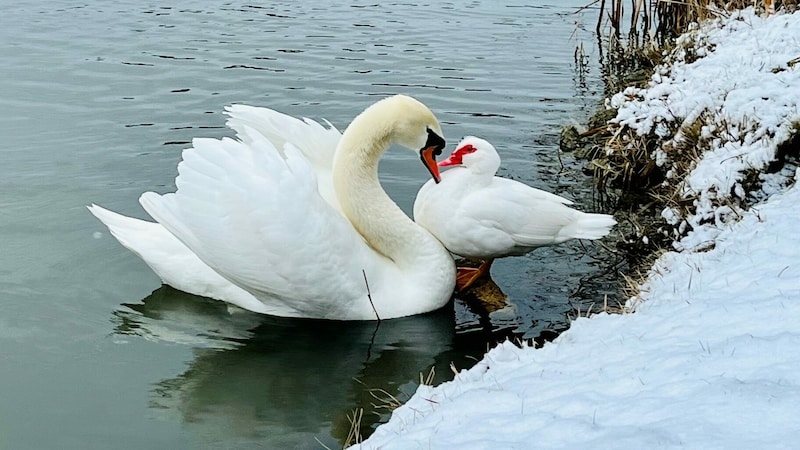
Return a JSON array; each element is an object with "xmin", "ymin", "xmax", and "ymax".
[
  {"xmin": 363, "ymin": 269, "xmax": 381, "ymax": 322},
  {"xmin": 369, "ymin": 388, "xmax": 403, "ymax": 411},
  {"xmin": 313, "ymin": 436, "xmax": 334, "ymax": 450},
  {"xmin": 574, "ymin": 0, "xmax": 601, "ymax": 15},
  {"xmin": 420, "ymin": 366, "xmax": 436, "ymax": 385},
  {"xmin": 597, "ymin": 0, "xmax": 606, "ymax": 35}
]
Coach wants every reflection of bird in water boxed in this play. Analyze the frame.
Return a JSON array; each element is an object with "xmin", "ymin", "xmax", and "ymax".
[
  {"xmin": 451, "ymin": 272, "xmax": 523, "ymax": 347},
  {"xmin": 112, "ymin": 286, "xmax": 489, "ymax": 448},
  {"xmin": 458, "ymin": 273, "xmax": 510, "ymax": 314},
  {"xmin": 113, "ymin": 286, "xmax": 261, "ymax": 348}
]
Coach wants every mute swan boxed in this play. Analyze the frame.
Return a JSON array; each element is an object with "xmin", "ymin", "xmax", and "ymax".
[
  {"xmin": 90, "ymin": 95, "xmax": 456, "ymax": 320},
  {"xmin": 414, "ymin": 136, "xmax": 616, "ymax": 290}
]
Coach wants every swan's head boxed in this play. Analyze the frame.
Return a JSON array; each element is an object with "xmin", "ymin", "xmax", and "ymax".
[
  {"xmin": 353, "ymin": 95, "xmax": 446, "ymax": 183},
  {"xmin": 439, "ymin": 136, "xmax": 501, "ymax": 175}
]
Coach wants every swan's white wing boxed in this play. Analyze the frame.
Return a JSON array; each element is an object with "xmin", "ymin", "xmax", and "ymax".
[
  {"xmin": 224, "ymin": 105, "xmax": 343, "ymax": 211},
  {"xmin": 87, "ymin": 204, "xmax": 274, "ymax": 314},
  {"xmin": 139, "ymin": 126, "xmax": 378, "ymax": 318}
]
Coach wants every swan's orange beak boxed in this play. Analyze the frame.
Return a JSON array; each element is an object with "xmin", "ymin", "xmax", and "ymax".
[
  {"xmin": 420, "ymin": 146, "xmax": 442, "ymax": 183},
  {"xmin": 421, "ymin": 127, "xmax": 445, "ymax": 184}
]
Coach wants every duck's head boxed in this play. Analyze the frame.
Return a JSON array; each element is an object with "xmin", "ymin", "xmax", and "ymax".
[{"xmin": 439, "ymin": 136, "xmax": 501, "ymax": 175}]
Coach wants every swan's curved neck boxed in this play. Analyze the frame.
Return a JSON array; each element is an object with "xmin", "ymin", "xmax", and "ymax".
[{"xmin": 332, "ymin": 106, "xmax": 438, "ymax": 266}]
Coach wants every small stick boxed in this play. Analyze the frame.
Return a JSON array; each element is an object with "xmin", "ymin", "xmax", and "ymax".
[
  {"xmin": 597, "ymin": 0, "xmax": 606, "ymax": 36},
  {"xmin": 362, "ymin": 269, "xmax": 381, "ymax": 322}
]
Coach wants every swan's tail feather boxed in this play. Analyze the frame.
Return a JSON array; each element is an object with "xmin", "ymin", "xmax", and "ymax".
[
  {"xmin": 139, "ymin": 192, "xmax": 204, "ymax": 254},
  {"xmin": 88, "ymin": 204, "xmax": 273, "ymax": 313},
  {"xmin": 88, "ymin": 202, "xmax": 204, "ymax": 276},
  {"xmin": 87, "ymin": 204, "xmax": 162, "ymax": 258},
  {"xmin": 559, "ymin": 213, "xmax": 617, "ymax": 241}
]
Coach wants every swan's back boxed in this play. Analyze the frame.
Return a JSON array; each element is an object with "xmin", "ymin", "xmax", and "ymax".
[{"xmin": 225, "ymin": 105, "xmax": 343, "ymax": 211}]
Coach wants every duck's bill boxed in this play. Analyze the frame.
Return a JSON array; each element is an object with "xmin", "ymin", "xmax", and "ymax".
[
  {"xmin": 420, "ymin": 146, "xmax": 442, "ymax": 183},
  {"xmin": 438, "ymin": 155, "xmax": 459, "ymax": 167}
]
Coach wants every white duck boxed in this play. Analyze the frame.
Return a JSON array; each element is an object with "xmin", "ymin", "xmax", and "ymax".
[
  {"xmin": 414, "ymin": 136, "xmax": 616, "ymax": 290},
  {"xmin": 90, "ymin": 95, "xmax": 456, "ymax": 320}
]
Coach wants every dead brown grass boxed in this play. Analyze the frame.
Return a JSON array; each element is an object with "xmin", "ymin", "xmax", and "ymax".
[
  {"xmin": 340, "ymin": 367, "xmax": 441, "ymax": 448},
  {"xmin": 573, "ymin": 0, "xmax": 800, "ymax": 303},
  {"xmin": 598, "ymin": 0, "xmax": 798, "ymax": 42},
  {"xmin": 569, "ymin": 293, "xmax": 632, "ymax": 320}
]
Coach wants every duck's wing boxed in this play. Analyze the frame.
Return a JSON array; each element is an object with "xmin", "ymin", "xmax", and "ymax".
[
  {"xmin": 224, "ymin": 105, "xmax": 343, "ymax": 211},
  {"xmin": 464, "ymin": 177, "xmax": 585, "ymax": 248},
  {"xmin": 139, "ymin": 125, "xmax": 377, "ymax": 318},
  {"xmin": 489, "ymin": 178, "xmax": 615, "ymax": 243}
]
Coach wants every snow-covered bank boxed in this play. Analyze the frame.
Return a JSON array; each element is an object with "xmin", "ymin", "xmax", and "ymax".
[
  {"xmin": 355, "ymin": 8, "xmax": 800, "ymax": 449},
  {"xmin": 608, "ymin": 7, "xmax": 800, "ymax": 251}
]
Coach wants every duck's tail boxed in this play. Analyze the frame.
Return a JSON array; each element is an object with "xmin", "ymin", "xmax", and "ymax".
[{"xmin": 559, "ymin": 212, "xmax": 617, "ymax": 241}]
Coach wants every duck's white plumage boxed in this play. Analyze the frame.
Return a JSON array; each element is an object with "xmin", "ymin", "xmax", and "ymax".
[
  {"xmin": 91, "ymin": 95, "xmax": 456, "ymax": 320},
  {"xmin": 414, "ymin": 136, "xmax": 616, "ymax": 261}
]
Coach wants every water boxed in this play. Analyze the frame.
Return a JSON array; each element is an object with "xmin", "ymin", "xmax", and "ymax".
[{"xmin": 0, "ymin": 1, "xmax": 609, "ymax": 447}]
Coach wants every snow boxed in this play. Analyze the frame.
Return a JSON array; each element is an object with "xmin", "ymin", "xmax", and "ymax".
[
  {"xmin": 354, "ymin": 8, "xmax": 800, "ymax": 450},
  {"xmin": 607, "ymin": 8, "xmax": 800, "ymax": 251}
]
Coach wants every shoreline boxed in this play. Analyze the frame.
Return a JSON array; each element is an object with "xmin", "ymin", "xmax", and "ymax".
[
  {"xmin": 564, "ymin": 5, "xmax": 800, "ymax": 298},
  {"xmin": 354, "ymin": 6, "xmax": 800, "ymax": 448}
]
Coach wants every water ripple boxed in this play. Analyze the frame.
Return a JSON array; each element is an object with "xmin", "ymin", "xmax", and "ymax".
[{"xmin": 0, "ymin": 1, "xmax": 609, "ymax": 445}]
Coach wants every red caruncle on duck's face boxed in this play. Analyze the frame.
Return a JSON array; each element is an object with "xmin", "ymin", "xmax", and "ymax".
[{"xmin": 438, "ymin": 144, "xmax": 478, "ymax": 167}]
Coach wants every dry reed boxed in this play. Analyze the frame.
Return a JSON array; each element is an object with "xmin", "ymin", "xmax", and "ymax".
[{"xmin": 573, "ymin": 0, "xmax": 800, "ymax": 300}]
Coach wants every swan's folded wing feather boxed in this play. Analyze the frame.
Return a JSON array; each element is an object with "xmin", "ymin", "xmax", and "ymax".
[
  {"xmin": 140, "ymin": 126, "xmax": 371, "ymax": 317},
  {"xmin": 224, "ymin": 104, "xmax": 342, "ymax": 211},
  {"xmin": 224, "ymin": 104, "xmax": 341, "ymax": 166}
]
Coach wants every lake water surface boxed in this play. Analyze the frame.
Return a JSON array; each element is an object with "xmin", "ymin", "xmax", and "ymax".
[{"xmin": 0, "ymin": 1, "xmax": 610, "ymax": 447}]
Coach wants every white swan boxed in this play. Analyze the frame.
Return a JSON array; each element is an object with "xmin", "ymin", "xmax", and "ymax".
[
  {"xmin": 90, "ymin": 95, "xmax": 456, "ymax": 320},
  {"xmin": 414, "ymin": 136, "xmax": 616, "ymax": 290}
]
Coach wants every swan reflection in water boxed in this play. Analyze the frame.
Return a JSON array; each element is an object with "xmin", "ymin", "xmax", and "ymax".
[{"xmin": 112, "ymin": 286, "xmax": 500, "ymax": 448}]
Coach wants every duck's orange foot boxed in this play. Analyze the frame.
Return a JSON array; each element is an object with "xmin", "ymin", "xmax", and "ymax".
[
  {"xmin": 455, "ymin": 259, "xmax": 494, "ymax": 291},
  {"xmin": 455, "ymin": 267, "xmax": 484, "ymax": 291}
]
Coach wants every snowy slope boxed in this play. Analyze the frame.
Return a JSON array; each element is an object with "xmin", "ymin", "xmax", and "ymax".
[
  {"xmin": 355, "ymin": 174, "xmax": 800, "ymax": 449},
  {"xmin": 355, "ymin": 8, "xmax": 800, "ymax": 450},
  {"xmin": 608, "ymin": 8, "xmax": 800, "ymax": 250}
]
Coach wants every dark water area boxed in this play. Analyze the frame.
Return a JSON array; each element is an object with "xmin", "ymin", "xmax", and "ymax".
[{"xmin": 0, "ymin": 1, "xmax": 611, "ymax": 447}]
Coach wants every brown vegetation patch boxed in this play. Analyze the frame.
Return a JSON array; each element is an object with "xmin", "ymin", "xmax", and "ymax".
[{"xmin": 563, "ymin": 0, "xmax": 800, "ymax": 304}]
